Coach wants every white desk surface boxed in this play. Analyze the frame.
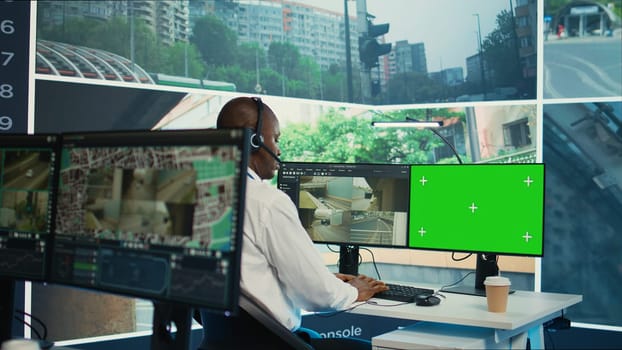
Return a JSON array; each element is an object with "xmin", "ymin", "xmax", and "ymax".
[{"xmin": 350, "ymin": 289, "xmax": 582, "ymax": 331}]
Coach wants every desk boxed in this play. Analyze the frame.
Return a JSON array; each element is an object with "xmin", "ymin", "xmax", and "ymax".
[{"xmin": 349, "ymin": 290, "xmax": 582, "ymax": 349}]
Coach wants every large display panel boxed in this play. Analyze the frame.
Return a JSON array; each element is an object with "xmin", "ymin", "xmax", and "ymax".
[
  {"xmin": 408, "ymin": 163, "xmax": 545, "ymax": 256},
  {"xmin": 277, "ymin": 161, "xmax": 410, "ymax": 274},
  {"xmin": 408, "ymin": 163, "xmax": 545, "ymax": 296},
  {"xmin": 4, "ymin": 0, "xmax": 617, "ymax": 340},
  {"xmin": 0, "ymin": 134, "xmax": 58, "ymax": 345},
  {"xmin": 50, "ymin": 129, "xmax": 249, "ymax": 313}
]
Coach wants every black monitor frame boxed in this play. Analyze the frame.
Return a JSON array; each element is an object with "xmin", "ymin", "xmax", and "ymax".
[
  {"xmin": 408, "ymin": 163, "xmax": 545, "ymax": 296},
  {"xmin": 0, "ymin": 134, "xmax": 60, "ymax": 282},
  {"xmin": 49, "ymin": 129, "xmax": 249, "ymax": 349},
  {"xmin": 277, "ymin": 161, "xmax": 411, "ymax": 275},
  {"xmin": 0, "ymin": 134, "xmax": 60, "ymax": 344}
]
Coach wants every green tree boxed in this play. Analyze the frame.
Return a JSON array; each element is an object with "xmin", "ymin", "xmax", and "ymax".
[
  {"xmin": 237, "ymin": 42, "xmax": 267, "ymax": 72},
  {"xmin": 280, "ymin": 108, "xmax": 465, "ymax": 164},
  {"xmin": 191, "ymin": 15, "xmax": 238, "ymax": 66},
  {"xmin": 386, "ymin": 72, "xmax": 443, "ymax": 104},
  {"xmin": 482, "ymin": 10, "xmax": 521, "ymax": 88},
  {"xmin": 322, "ymin": 63, "xmax": 346, "ymax": 102},
  {"xmin": 268, "ymin": 42, "xmax": 301, "ymax": 79},
  {"xmin": 158, "ymin": 42, "xmax": 206, "ymax": 78},
  {"xmin": 256, "ymin": 68, "xmax": 284, "ymax": 96},
  {"xmin": 210, "ymin": 65, "xmax": 256, "ymax": 92},
  {"xmin": 37, "ymin": 16, "xmax": 167, "ymax": 76}
]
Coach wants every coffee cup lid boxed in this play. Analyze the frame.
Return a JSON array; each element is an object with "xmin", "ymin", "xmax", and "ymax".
[{"xmin": 484, "ymin": 276, "xmax": 511, "ymax": 286}]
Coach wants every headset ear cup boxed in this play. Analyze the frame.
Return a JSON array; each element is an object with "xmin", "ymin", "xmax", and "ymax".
[{"xmin": 250, "ymin": 133, "xmax": 262, "ymax": 152}]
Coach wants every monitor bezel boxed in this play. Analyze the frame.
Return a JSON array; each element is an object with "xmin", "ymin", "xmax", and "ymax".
[
  {"xmin": 277, "ymin": 161, "xmax": 412, "ymax": 249},
  {"xmin": 0, "ymin": 134, "xmax": 60, "ymax": 282},
  {"xmin": 49, "ymin": 128, "xmax": 250, "ymax": 312},
  {"xmin": 407, "ymin": 162, "xmax": 546, "ymax": 258}
]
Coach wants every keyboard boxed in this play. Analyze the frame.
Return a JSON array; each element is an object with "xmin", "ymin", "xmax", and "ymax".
[{"xmin": 373, "ymin": 283, "xmax": 435, "ymax": 303}]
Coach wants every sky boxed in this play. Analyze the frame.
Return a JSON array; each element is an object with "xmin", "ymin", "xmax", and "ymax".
[{"xmin": 293, "ymin": 0, "xmax": 512, "ymax": 73}]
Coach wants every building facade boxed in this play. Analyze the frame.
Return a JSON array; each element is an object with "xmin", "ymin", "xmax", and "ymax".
[{"xmin": 37, "ymin": 0, "xmax": 190, "ymax": 46}]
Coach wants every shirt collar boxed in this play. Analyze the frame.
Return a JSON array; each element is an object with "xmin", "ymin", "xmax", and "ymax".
[{"xmin": 247, "ymin": 167, "xmax": 259, "ymax": 181}]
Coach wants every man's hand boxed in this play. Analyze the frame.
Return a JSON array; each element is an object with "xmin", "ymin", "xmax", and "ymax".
[
  {"xmin": 334, "ymin": 273, "xmax": 356, "ymax": 282},
  {"xmin": 344, "ymin": 274, "xmax": 389, "ymax": 302}
]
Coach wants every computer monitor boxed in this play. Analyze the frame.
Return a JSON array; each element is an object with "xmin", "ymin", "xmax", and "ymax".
[
  {"xmin": 0, "ymin": 134, "xmax": 59, "ymax": 281},
  {"xmin": 408, "ymin": 163, "xmax": 545, "ymax": 296},
  {"xmin": 50, "ymin": 129, "xmax": 249, "ymax": 349},
  {"xmin": 0, "ymin": 134, "xmax": 59, "ymax": 343},
  {"xmin": 277, "ymin": 162, "xmax": 411, "ymax": 275}
]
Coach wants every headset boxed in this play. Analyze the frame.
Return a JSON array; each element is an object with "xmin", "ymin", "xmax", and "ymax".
[{"xmin": 249, "ymin": 97, "xmax": 281, "ymax": 163}]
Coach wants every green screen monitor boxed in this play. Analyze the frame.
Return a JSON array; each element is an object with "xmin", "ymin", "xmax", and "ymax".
[{"xmin": 408, "ymin": 163, "xmax": 545, "ymax": 295}]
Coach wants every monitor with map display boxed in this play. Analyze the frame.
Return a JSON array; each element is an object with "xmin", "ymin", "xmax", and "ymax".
[{"xmin": 49, "ymin": 129, "xmax": 249, "ymax": 314}]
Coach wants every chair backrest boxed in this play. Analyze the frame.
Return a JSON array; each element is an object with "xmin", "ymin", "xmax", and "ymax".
[
  {"xmin": 197, "ymin": 291, "xmax": 313, "ymax": 350},
  {"xmin": 239, "ymin": 292, "xmax": 314, "ymax": 350}
]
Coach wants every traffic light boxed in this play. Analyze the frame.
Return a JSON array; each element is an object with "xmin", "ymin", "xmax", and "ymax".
[
  {"xmin": 371, "ymin": 79, "xmax": 381, "ymax": 97},
  {"xmin": 359, "ymin": 20, "xmax": 391, "ymax": 69}
]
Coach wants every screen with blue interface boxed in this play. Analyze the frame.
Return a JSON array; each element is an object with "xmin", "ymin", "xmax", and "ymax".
[
  {"xmin": 408, "ymin": 163, "xmax": 545, "ymax": 256},
  {"xmin": 278, "ymin": 162, "xmax": 410, "ymax": 248},
  {"xmin": 50, "ymin": 129, "xmax": 249, "ymax": 311},
  {"xmin": 0, "ymin": 134, "xmax": 59, "ymax": 281}
]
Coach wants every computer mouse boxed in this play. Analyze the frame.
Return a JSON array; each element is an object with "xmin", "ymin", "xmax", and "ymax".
[{"xmin": 415, "ymin": 294, "xmax": 441, "ymax": 306}]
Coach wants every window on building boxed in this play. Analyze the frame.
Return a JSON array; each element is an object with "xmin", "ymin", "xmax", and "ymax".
[
  {"xmin": 520, "ymin": 36, "xmax": 532, "ymax": 48},
  {"xmin": 503, "ymin": 118, "xmax": 532, "ymax": 148}
]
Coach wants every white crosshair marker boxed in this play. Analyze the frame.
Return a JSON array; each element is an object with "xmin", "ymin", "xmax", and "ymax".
[
  {"xmin": 522, "ymin": 232, "xmax": 533, "ymax": 242},
  {"xmin": 418, "ymin": 227, "xmax": 426, "ymax": 237},
  {"xmin": 468, "ymin": 202, "xmax": 478, "ymax": 213},
  {"xmin": 523, "ymin": 175, "xmax": 534, "ymax": 187},
  {"xmin": 419, "ymin": 176, "xmax": 428, "ymax": 186}
]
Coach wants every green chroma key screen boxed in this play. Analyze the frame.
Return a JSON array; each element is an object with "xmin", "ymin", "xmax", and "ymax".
[{"xmin": 408, "ymin": 163, "xmax": 545, "ymax": 256}]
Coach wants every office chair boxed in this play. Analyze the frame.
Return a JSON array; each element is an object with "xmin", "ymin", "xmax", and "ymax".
[
  {"xmin": 197, "ymin": 291, "xmax": 313, "ymax": 350},
  {"xmin": 197, "ymin": 291, "xmax": 372, "ymax": 350}
]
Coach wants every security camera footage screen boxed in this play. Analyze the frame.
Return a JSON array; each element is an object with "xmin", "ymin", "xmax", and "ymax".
[
  {"xmin": 408, "ymin": 163, "xmax": 544, "ymax": 256},
  {"xmin": 278, "ymin": 162, "xmax": 410, "ymax": 247},
  {"xmin": 0, "ymin": 136, "xmax": 58, "ymax": 280}
]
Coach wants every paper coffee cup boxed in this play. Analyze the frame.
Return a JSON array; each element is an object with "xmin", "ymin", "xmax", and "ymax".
[{"xmin": 484, "ymin": 276, "xmax": 511, "ymax": 312}]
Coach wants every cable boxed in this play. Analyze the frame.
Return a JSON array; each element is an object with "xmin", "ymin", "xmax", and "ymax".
[
  {"xmin": 438, "ymin": 271, "xmax": 475, "ymax": 292},
  {"xmin": 12, "ymin": 316, "xmax": 43, "ymax": 340},
  {"xmin": 326, "ymin": 244, "xmax": 339, "ymax": 254},
  {"xmin": 405, "ymin": 116, "xmax": 463, "ymax": 164},
  {"xmin": 312, "ymin": 302, "xmax": 368, "ymax": 317},
  {"xmin": 451, "ymin": 252, "xmax": 472, "ymax": 262},
  {"xmin": 326, "ymin": 244, "xmax": 365, "ymax": 275},
  {"xmin": 14, "ymin": 309, "xmax": 48, "ymax": 340},
  {"xmin": 360, "ymin": 247, "xmax": 382, "ymax": 280},
  {"xmin": 313, "ymin": 299, "xmax": 411, "ymax": 318}
]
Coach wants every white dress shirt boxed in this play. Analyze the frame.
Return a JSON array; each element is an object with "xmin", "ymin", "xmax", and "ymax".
[{"xmin": 240, "ymin": 168, "xmax": 358, "ymax": 331}]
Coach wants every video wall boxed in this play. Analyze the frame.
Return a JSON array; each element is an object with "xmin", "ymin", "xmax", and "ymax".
[{"xmin": 1, "ymin": 0, "xmax": 621, "ymax": 339}]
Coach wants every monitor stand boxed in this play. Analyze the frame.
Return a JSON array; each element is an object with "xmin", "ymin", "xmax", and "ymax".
[
  {"xmin": 338, "ymin": 244, "xmax": 359, "ymax": 275},
  {"xmin": 151, "ymin": 301, "xmax": 193, "ymax": 350},
  {"xmin": 443, "ymin": 253, "xmax": 513, "ymax": 297}
]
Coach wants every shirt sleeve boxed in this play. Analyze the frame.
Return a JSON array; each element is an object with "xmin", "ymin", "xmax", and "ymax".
[{"xmin": 258, "ymin": 190, "xmax": 358, "ymax": 312}]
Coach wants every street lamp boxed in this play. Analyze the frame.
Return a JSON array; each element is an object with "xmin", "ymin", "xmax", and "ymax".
[
  {"xmin": 372, "ymin": 117, "xmax": 463, "ymax": 164},
  {"xmin": 473, "ymin": 13, "xmax": 487, "ymax": 99},
  {"xmin": 371, "ymin": 120, "xmax": 443, "ymax": 128},
  {"xmin": 344, "ymin": 0, "xmax": 353, "ymax": 102}
]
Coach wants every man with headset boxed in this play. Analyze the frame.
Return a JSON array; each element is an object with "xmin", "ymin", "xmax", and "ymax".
[{"xmin": 199, "ymin": 96, "xmax": 388, "ymax": 349}]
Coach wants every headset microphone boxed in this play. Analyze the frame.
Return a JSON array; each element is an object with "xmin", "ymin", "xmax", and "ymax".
[
  {"xmin": 250, "ymin": 97, "xmax": 281, "ymax": 164},
  {"xmin": 259, "ymin": 143, "xmax": 281, "ymax": 164}
]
